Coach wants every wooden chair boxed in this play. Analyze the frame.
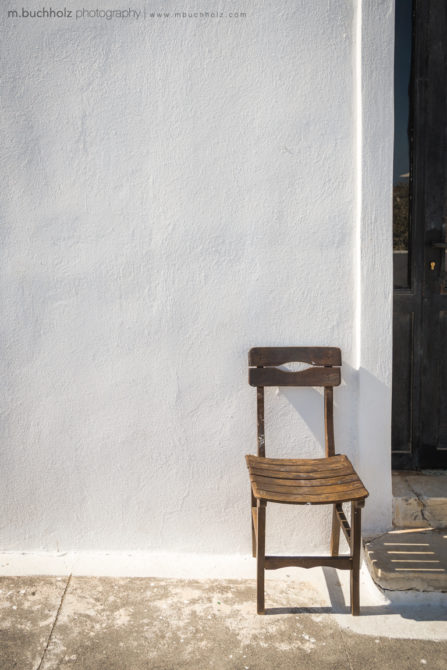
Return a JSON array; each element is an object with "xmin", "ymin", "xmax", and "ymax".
[{"xmin": 246, "ymin": 347, "xmax": 368, "ymax": 616}]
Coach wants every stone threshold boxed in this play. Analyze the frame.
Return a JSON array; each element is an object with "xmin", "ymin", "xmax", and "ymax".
[
  {"xmin": 364, "ymin": 527, "xmax": 447, "ymax": 592},
  {"xmin": 364, "ymin": 471, "xmax": 447, "ymax": 592},
  {"xmin": 392, "ymin": 471, "xmax": 447, "ymax": 529}
]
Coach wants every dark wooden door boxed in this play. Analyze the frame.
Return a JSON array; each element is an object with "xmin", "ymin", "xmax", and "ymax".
[{"xmin": 392, "ymin": 0, "xmax": 447, "ymax": 469}]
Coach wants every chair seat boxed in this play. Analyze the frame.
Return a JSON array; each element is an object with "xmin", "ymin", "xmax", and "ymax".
[{"xmin": 246, "ymin": 454, "xmax": 369, "ymax": 505}]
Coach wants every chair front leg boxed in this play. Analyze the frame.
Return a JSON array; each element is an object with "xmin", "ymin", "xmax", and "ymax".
[
  {"xmin": 256, "ymin": 499, "xmax": 266, "ymax": 614},
  {"xmin": 350, "ymin": 500, "xmax": 362, "ymax": 616},
  {"xmin": 251, "ymin": 489, "xmax": 256, "ymax": 557}
]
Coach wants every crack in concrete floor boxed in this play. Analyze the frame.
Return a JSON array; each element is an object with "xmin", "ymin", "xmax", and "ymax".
[{"xmin": 36, "ymin": 574, "xmax": 72, "ymax": 670}]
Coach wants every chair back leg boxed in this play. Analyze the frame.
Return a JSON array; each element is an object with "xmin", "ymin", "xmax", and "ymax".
[
  {"xmin": 330, "ymin": 503, "xmax": 341, "ymax": 556},
  {"xmin": 256, "ymin": 500, "xmax": 266, "ymax": 614}
]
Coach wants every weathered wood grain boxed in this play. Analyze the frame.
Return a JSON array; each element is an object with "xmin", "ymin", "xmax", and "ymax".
[
  {"xmin": 249, "ymin": 347, "xmax": 341, "ymax": 367},
  {"xmin": 249, "ymin": 366, "xmax": 341, "ymax": 388}
]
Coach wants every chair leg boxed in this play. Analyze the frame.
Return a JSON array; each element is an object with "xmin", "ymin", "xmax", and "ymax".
[
  {"xmin": 251, "ymin": 490, "xmax": 256, "ymax": 558},
  {"xmin": 330, "ymin": 503, "xmax": 340, "ymax": 556},
  {"xmin": 350, "ymin": 501, "xmax": 362, "ymax": 616},
  {"xmin": 256, "ymin": 500, "xmax": 266, "ymax": 614}
]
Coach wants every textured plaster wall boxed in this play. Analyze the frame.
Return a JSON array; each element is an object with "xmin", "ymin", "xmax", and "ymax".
[{"xmin": 0, "ymin": 0, "xmax": 393, "ymax": 555}]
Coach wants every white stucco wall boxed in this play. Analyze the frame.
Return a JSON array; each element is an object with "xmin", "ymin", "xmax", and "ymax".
[{"xmin": 0, "ymin": 0, "xmax": 393, "ymax": 557}]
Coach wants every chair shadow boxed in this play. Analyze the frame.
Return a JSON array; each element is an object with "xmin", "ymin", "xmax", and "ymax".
[
  {"xmin": 264, "ymin": 567, "xmax": 447, "ymax": 622},
  {"xmin": 265, "ymin": 606, "xmax": 337, "ymax": 615}
]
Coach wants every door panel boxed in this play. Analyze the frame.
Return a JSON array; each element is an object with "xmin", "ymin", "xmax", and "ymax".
[
  {"xmin": 391, "ymin": 311, "xmax": 413, "ymax": 454},
  {"xmin": 392, "ymin": 0, "xmax": 447, "ymax": 469},
  {"xmin": 439, "ymin": 311, "xmax": 447, "ymax": 449}
]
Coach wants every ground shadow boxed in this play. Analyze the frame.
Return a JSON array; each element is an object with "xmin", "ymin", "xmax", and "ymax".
[
  {"xmin": 322, "ymin": 566, "xmax": 447, "ymax": 622},
  {"xmin": 265, "ymin": 606, "xmax": 337, "ymax": 615},
  {"xmin": 263, "ymin": 566, "xmax": 447, "ymax": 621}
]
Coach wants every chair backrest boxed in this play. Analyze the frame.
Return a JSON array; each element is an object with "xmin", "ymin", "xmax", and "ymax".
[{"xmin": 248, "ymin": 347, "xmax": 341, "ymax": 458}]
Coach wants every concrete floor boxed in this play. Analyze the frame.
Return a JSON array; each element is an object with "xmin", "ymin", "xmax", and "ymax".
[{"xmin": 1, "ymin": 569, "xmax": 446, "ymax": 670}]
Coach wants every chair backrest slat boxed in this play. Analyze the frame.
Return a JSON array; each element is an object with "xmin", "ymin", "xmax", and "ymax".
[
  {"xmin": 249, "ymin": 366, "xmax": 340, "ymax": 388},
  {"xmin": 249, "ymin": 347, "xmax": 341, "ymax": 367}
]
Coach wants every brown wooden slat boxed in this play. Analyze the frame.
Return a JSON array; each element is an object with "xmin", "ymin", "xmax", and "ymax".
[
  {"xmin": 249, "ymin": 469, "xmax": 352, "ymax": 484},
  {"xmin": 246, "ymin": 455, "xmax": 354, "ymax": 477},
  {"xmin": 255, "ymin": 482, "xmax": 366, "ymax": 498},
  {"xmin": 249, "ymin": 347, "xmax": 342, "ymax": 367},
  {"xmin": 253, "ymin": 485, "xmax": 368, "ymax": 504},
  {"xmin": 250, "ymin": 473, "xmax": 361, "ymax": 489},
  {"xmin": 264, "ymin": 555, "xmax": 352, "ymax": 570},
  {"xmin": 248, "ymin": 463, "xmax": 352, "ymax": 480},
  {"xmin": 249, "ymin": 366, "xmax": 341, "ymax": 388},
  {"xmin": 254, "ymin": 493, "xmax": 366, "ymax": 505},
  {"xmin": 252, "ymin": 469, "xmax": 357, "ymax": 483},
  {"xmin": 246, "ymin": 454, "xmax": 347, "ymax": 466},
  {"xmin": 336, "ymin": 504, "xmax": 351, "ymax": 543},
  {"xmin": 255, "ymin": 481, "xmax": 365, "ymax": 497}
]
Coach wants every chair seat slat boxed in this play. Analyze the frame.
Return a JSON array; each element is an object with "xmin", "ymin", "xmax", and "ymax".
[
  {"xmin": 248, "ymin": 464, "xmax": 352, "ymax": 479},
  {"xmin": 254, "ymin": 486, "xmax": 368, "ymax": 505},
  {"xmin": 246, "ymin": 454, "xmax": 350, "ymax": 474},
  {"xmin": 249, "ymin": 454, "xmax": 347, "ymax": 466},
  {"xmin": 250, "ymin": 473, "xmax": 360, "ymax": 488},
  {"xmin": 256, "ymin": 481, "xmax": 365, "ymax": 497}
]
